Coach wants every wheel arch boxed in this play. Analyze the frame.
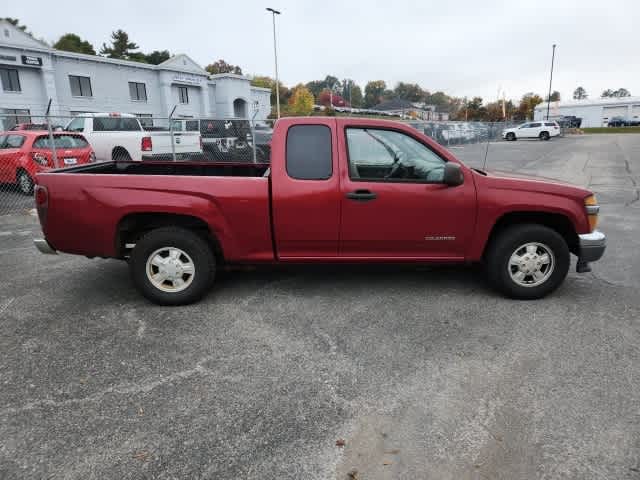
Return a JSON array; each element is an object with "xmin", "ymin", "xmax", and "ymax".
[
  {"xmin": 115, "ymin": 212, "xmax": 224, "ymax": 262},
  {"xmin": 482, "ymin": 211, "xmax": 579, "ymax": 258},
  {"xmin": 111, "ymin": 146, "xmax": 131, "ymax": 160}
]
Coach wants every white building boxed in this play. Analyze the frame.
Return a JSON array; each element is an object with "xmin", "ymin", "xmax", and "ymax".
[
  {"xmin": 0, "ymin": 19, "xmax": 271, "ymax": 129},
  {"xmin": 535, "ymin": 97, "xmax": 640, "ymax": 127}
]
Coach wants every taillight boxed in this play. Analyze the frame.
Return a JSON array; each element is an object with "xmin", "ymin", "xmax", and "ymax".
[
  {"xmin": 90, "ymin": 151, "xmax": 97, "ymax": 163},
  {"xmin": 141, "ymin": 136, "xmax": 152, "ymax": 151},
  {"xmin": 34, "ymin": 185, "xmax": 48, "ymax": 226},
  {"xmin": 32, "ymin": 152, "xmax": 49, "ymax": 166}
]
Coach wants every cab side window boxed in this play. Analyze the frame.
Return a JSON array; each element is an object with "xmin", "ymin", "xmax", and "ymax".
[
  {"xmin": 345, "ymin": 128, "xmax": 445, "ymax": 183},
  {"xmin": 286, "ymin": 125, "xmax": 332, "ymax": 180},
  {"xmin": 66, "ymin": 117, "xmax": 85, "ymax": 132}
]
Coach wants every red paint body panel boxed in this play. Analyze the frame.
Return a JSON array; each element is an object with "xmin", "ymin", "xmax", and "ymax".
[
  {"xmin": 38, "ymin": 174, "xmax": 273, "ymax": 261},
  {"xmin": 35, "ymin": 117, "xmax": 595, "ymax": 265}
]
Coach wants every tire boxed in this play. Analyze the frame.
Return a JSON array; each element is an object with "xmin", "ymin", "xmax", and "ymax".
[
  {"xmin": 485, "ymin": 224, "xmax": 570, "ymax": 299},
  {"xmin": 17, "ymin": 170, "xmax": 34, "ymax": 195},
  {"xmin": 539, "ymin": 131, "xmax": 550, "ymax": 141},
  {"xmin": 506, "ymin": 132, "xmax": 516, "ymax": 141},
  {"xmin": 129, "ymin": 227, "xmax": 216, "ymax": 305}
]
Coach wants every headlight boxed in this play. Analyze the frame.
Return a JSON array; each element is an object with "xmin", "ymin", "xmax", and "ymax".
[{"xmin": 584, "ymin": 194, "xmax": 599, "ymax": 231}]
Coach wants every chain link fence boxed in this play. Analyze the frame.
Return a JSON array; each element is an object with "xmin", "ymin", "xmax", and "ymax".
[{"xmin": 0, "ymin": 110, "xmax": 544, "ymax": 216}]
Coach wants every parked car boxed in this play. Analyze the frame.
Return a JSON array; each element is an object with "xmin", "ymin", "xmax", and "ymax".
[
  {"xmin": 607, "ymin": 116, "xmax": 629, "ymax": 127},
  {"xmin": 0, "ymin": 131, "xmax": 95, "ymax": 194},
  {"xmin": 554, "ymin": 116, "xmax": 582, "ymax": 129},
  {"xmin": 502, "ymin": 121, "xmax": 560, "ymax": 141},
  {"xmin": 33, "ymin": 117, "xmax": 605, "ymax": 305},
  {"xmin": 190, "ymin": 119, "xmax": 270, "ymax": 162},
  {"xmin": 65, "ymin": 113, "xmax": 202, "ymax": 161}
]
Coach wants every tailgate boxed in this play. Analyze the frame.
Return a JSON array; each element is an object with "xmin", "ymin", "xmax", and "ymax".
[{"xmin": 151, "ymin": 132, "xmax": 202, "ymax": 154}]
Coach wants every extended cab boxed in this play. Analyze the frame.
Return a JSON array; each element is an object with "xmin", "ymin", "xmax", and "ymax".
[
  {"xmin": 65, "ymin": 113, "xmax": 202, "ymax": 161},
  {"xmin": 33, "ymin": 117, "xmax": 606, "ymax": 305}
]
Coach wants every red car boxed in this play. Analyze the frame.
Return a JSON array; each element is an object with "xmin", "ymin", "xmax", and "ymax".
[
  {"xmin": 33, "ymin": 117, "xmax": 605, "ymax": 305},
  {"xmin": 0, "ymin": 131, "xmax": 95, "ymax": 194}
]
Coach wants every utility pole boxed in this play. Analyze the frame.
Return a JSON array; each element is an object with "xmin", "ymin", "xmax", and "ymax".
[
  {"xmin": 546, "ymin": 44, "xmax": 556, "ymax": 120},
  {"xmin": 266, "ymin": 8, "xmax": 281, "ymax": 119}
]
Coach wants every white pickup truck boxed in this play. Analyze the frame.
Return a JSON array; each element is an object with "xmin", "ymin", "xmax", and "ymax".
[{"xmin": 65, "ymin": 113, "xmax": 202, "ymax": 161}]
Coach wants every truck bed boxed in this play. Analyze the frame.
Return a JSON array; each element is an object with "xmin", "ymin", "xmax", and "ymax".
[
  {"xmin": 36, "ymin": 161, "xmax": 274, "ymax": 262},
  {"xmin": 59, "ymin": 160, "xmax": 270, "ymax": 177}
]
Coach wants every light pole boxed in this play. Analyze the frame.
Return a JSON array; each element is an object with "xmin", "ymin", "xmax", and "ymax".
[
  {"xmin": 546, "ymin": 44, "xmax": 556, "ymax": 120},
  {"xmin": 266, "ymin": 7, "xmax": 281, "ymax": 119}
]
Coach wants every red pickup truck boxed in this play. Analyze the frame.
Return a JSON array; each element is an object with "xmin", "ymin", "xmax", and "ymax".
[{"xmin": 33, "ymin": 117, "xmax": 606, "ymax": 305}]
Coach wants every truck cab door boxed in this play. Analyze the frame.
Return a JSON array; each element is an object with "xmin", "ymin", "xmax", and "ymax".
[
  {"xmin": 270, "ymin": 118, "xmax": 341, "ymax": 258},
  {"xmin": 338, "ymin": 126, "xmax": 476, "ymax": 259}
]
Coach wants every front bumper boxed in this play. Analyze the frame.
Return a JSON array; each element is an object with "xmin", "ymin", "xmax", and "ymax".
[{"xmin": 578, "ymin": 230, "xmax": 606, "ymax": 263}]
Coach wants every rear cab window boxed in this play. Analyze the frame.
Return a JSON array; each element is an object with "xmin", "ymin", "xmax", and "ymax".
[
  {"xmin": 285, "ymin": 125, "xmax": 332, "ymax": 180},
  {"xmin": 93, "ymin": 117, "xmax": 141, "ymax": 132}
]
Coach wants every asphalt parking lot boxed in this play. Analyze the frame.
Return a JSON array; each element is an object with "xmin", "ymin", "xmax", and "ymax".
[{"xmin": 1, "ymin": 134, "xmax": 639, "ymax": 479}]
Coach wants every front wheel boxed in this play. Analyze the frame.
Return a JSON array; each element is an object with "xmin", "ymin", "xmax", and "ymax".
[
  {"xmin": 17, "ymin": 170, "xmax": 34, "ymax": 195},
  {"xmin": 129, "ymin": 227, "xmax": 216, "ymax": 305},
  {"xmin": 506, "ymin": 132, "xmax": 516, "ymax": 141},
  {"xmin": 485, "ymin": 224, "xmax": 570, "ymax": 299}
]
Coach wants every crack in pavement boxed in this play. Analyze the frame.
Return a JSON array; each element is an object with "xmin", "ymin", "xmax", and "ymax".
[{"xmin": 0, "ymin": 356, "xmax": 218, "ymax": 416}]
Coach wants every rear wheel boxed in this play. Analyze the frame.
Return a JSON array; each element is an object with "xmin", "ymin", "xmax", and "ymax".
[
  {"xmin": 539, "ymin": 131, "xmax": 550, "ymax": 141},
  {"xmin": 129, "ymin": 227, "xmax": 216, "ymax": 305},
  {"xmin": 485, "ymin": 224, "xmax": 570, "ymax": 299},
  {"xmin": 506, "ymin": 132, "xmax": 516, "ymax": 141},
  {"xmin": 17, "ymin": 170, "xmax": 34, "ymax": 195}
]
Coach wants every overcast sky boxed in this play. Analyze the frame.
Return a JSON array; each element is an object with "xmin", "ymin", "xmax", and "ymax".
[{"xmin": 5, "ymin": 0, "xmax": 639, "ymax": 102}]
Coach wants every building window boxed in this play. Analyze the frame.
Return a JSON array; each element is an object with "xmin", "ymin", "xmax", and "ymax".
[
  {"xmin": 129, "ymin": 82, "xmax": 147, "ymax": 102},
  {"xmin": 0, "ymin": 68, "xmax": 21, "ymax": 92},
  {"xmin": 1, "ymin": 108, "xmax": 30, "ymax": 130},
  {"xmin": 69, "ymin": 75, "xmax": 92, "ymax": 97},
  {"xmin": 135, "ymin": 114, "xmax": 153, "ymax": 128},
  {"xmin": 178, "ymin": 86, "xmax": 189, "ymax": 104}
]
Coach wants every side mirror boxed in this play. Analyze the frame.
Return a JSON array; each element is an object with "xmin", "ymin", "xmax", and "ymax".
[{"xmin": 443, "ymin": 162, "xmax": 464, "ymax": 187}]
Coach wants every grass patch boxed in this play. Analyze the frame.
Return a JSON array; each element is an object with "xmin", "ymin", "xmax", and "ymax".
[{"xmin": 582, "ymin": 127, "xmax": 640, "ymax": 134}]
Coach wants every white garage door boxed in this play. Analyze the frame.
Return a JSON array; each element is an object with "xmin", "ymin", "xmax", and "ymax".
[
  {"xmin": 631, "ymin": 105, "xmax": 640, "ymax": 122},
  {"xmin": 602, "ymin": 106, "xmax": 628, "ymax": 125}
]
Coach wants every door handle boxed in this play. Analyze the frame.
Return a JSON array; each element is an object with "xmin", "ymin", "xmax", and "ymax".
[{"xmin": 346, "ymin": 189, "xmax": 377, "ymax": 201}]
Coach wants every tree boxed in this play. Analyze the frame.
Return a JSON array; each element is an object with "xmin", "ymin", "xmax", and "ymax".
[
  {"xmin": 100, "ymin": 30, "xmax": 141, "ymax": 60},
  {"xmin": 364, "ymin": 80, "xmax": 386, "ymax": 108},
  {"xmin": 144, "ymin": 50, "xmax": 171, "ymax": 65},
  {"xmin": 3, "ymin": 17, "xmax": 27, "ymax": 31},
  {"xmin": 573, "ymin": 86, "xmax": 588, "ymax": 100},
  {"xmin": 205, "ymin": 59, "xmax": 243, "ymax": 75},
  {"xmin": 425, "ymin": 91, "xmax": 449, "ymax": 107},
  {"xmin": 601, "ymin": 89, "xmax": 615, "ymax": 98},
  {"xmin": 350, "ymin": 85, "xmax": 363, "ymax": 108},
  {"xmin": 517, "ymin": 93, "xmax": 543, "ymax": 120},
  {"xmin": 53, "ymin": 33, "xmax": 96, "ymax": 55},
  {"xmin": 613, "ymin": 88, "xmax": 631, "ymax": 97},
  {"xmin": 250, "ymin": 75, "xmax": 290, "ymax": 107},
  {"xmin": 548, "ymin": 90, "xmax": 561, "ymax": 102},
  {"xmin": 288, "ymin": 85, "xmax": 314, "ymax": 115},
  {"xmin": 393, "ymin": 82, "xmax": 425, "ymax": 102}
]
